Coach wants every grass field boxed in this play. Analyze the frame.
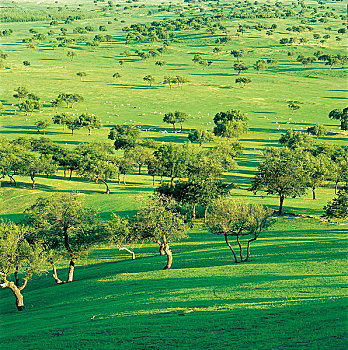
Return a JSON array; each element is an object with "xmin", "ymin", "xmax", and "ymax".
[{"xmin": 0, "ymin": 0, "xmax": 347, "ymax": 348}]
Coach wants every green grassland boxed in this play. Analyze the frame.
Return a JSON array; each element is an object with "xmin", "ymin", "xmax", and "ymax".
[{"xmin": 0, "ymin": 0, "xmax": 347, "ymax": 348}]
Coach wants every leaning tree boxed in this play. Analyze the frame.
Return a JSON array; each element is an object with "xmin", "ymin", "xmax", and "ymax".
[
  {"xmin": 132, "ymin": 195, "xmax": 188, "ymax": 269},
  {"xmin": 22, "ymin": 194, "xmax": 104, "ymax": 284},
  {"xmin": 0, "ymin": 221, "xmax": 46, "ymax": 311}
]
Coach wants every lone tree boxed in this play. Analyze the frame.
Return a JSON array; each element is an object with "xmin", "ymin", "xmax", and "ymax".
[
  {"xmin": 132, "ymin": 195, "xmax": 188, "ymax": 270},
  {"xmin": 22, "ymin": 194, "xmax": 104, "ymax": 284},
  {"xmin": 0, "ymin": 221, "xmax": 46, "ymax": 311},
  {"xmin": 175, "ymin": 111, "xmax": 188, "ymax": 130},
  {"xmin": 35, "ymin": 120, "xmax": 50, "ymax": 134},
  {"xmin": 76, "ymin": 72, "xmax": 87, "ymax": 81},
  {"xmin": 235, "ymin": 77, "xmax": 251, "ymax": 88},
  {"xmin": 112, "ymin": 72, "xmax": 121, "ymax": 80},
  {"xmin": 163, "ymin": 112, "xmax": 177, "ymax": 129},
  {"xmin": 143, "ymin": 75, "xmax": 155, "ymax": 87},
  {"xmin": 329, "ymin": 108, "xmax": 348, "ymax": 131},
  {"xmin": 287, "ymin": 101, "xmax": 301, "ymax": 115},
  {"xmin": 77, "ymin": 112, "xmax": 102, "ymax": 135},
  {"xmin": 323, "ymin": 187, "xmax": 348, "ymax": 221},
  {"xmin": 67, "ymin": 50, "xmax": 77, "ymax": 60},
  {"xmin": 250, "ymin": 147, "xmax": 309, "ymax": 215},
  {"xmin": 13, "ymin": 87, "xmax": 28, "ymax": 103},
  {"xmin": 206, "ymin": 198, "xmax": 274, "ymax": 263},
  {"xmin": 233, "ymin": 61, "xmax": 248, "ymax": 75}
]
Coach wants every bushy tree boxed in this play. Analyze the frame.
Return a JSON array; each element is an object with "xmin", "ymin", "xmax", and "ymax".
[
  {"xmin": 108, "ymin": 125, "xmax": 140, "ymax": 150},
  {"xmin": 323, "ymin": 187, "xmax": 348, "ymax": 220},
  {"xmin": 206, "ymin": 199, "xmax": 274, "ymax": 263}
]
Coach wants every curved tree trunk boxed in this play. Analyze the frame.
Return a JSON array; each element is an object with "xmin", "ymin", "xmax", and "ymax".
[
  {"xmin": 9, "ymin": 174, "xmax": 16, "ymax": 186},
  {"xmin": 156, "ymin": 240, "xmax": 165, "ymax": 255},
  {"xmin": 245, "ymin": 236, "xmax": 258, "ymax": 262},
  {"xmin": 279, "ymin": 195, "xmax": 285, "ymax": 215},
  {"xmin": 69, "ymin": 169, "xmax": 73, "ymax": 180},
  {"xmin": 224, "ymin": 233, "xmax": 238, "ymax": 263},
  {"xmin": 51, "ymin": 262, "xmax": 66, "ymax": 284},
  {"xmin": 102, "ymin": 180, "xmax": 110, "ymax": 194},
  {"xmin": 204, "ymin": 206, "xmax": 209, "ymax": 223},
  {"xmin": 335, "ymin": 180, "xmax": 339, "ymax": 194},
  {"xmin": 14, "ymin": 266, "xmax": 19, "ymax": 286},
  {"xmin": 312, "ymin": 186, "xmax": 316, "ymax": 200},
  {"xmin": 118, "ymin": 247, "xmax": 135, "ymax": 260},
  {"xmin": 30, "ymin": 175, "xmax": 35, "ymax": 189},
  {"xmin": 152, "ymin": 175, "xmax": 155, "ymax": 186},
  {"xmin": 163, "ymin": 244, "xmax": 172, "ymax": 270},
  {"xmin": 192, "ymin": 203, "xmax": 196, "ymax": 220},
  {"xmin": 1, "ymin": 273, "xmax": 29, "ymax": 311}
]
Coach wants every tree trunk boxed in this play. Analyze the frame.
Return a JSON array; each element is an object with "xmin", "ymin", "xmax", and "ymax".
[
  {"xmin": 279, "ymin": 195, "xmax": 284, "ymax": 215},
  {"xmin": 335, "ymin": 180, "xmax": 339, "ymax": 194},
  {"xmin": 30, "ymin": 175, "xmax": 35, "ymax": 189},
  {"xmin": 118, "ymin": 247, "xmax": 135, "ymax": 260},
  {"xmin": 236, "ymin": 235, "xmax": 243, "ymax": 262},
  {"xmin": 204, "ymin": 206, "xmax": 209, "ymax": 223},
  {"xmin": 224, "ymin": 233, "xmax": 238, "ymax": 263},
  {"xmin": 170, "ymin": 177, "xmax": 174, "ymax": 187},
  {"xmin": 245, "ymin": 236, "xmax": 258, "ymax": 262},
  {"xmin": 88, "ymin": 128, "xmax": 91, "ymax": 136},
  {"xmin": 1, "ymin": 279, "xmax": 25, "ymax": 311},
  {"xmin": 102, "ymin": 180, "xmax": 110, "ymax": 194},
  {"xmin": 163, "ymin": 244, "xmax": 172, "ymax": 270},
  {"xmin": 118, "ymin": 174, "xmax": 120, "ymax": 184},
  {"xmin": 9, "ymin": 174, "xmax": 16, "ymax": 186},
  {"xmin": 69, "ymin": 169, "xmax": 73, "ymax": 180},
  {"xmin": 67, "ymin": 258, "xmax": 76, "ymax": 282},
  {"xmin": 192, "ymin": 203, "xmax": 196, "ymax": 220},
  {"xmin": 51, "ymin": 262, "xmax": 65, "ymax": 284},
  {"xmin": 152, "ymin": 175, "xmax": 155, "ymax": 186},
  {"xmin": 123, "ymin": 174, "xmax": 126, "ymax": 185},
  {"xmin": 14, "ymin": 266, "xmax": 19, "ymax": 287},
  {"xmin": 312, "ymin": 186, "xmax": 316, "ymax": 200},
  {"xmin": 138, "ymin": 164, "xmax": 141, "ymax": 175}
]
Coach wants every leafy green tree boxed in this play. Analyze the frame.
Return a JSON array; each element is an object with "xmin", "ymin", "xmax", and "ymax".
[
  {"xmin": 233, "ymin": 61, "xmax": 248, "ymax": 75},
  {"xmin": 67, "ymin": 50, "xmax": 77, "ymax": 60},
  {"xmin": 279, "ymin": 130, "xmax": 314, "ymax": 149},
  {"xmin": 175, "ymin": 111, "xmax": 188, "ymax": 130},
  {"xmin": 23, "ymin": 60, "xmax": 31, "ymax": 66},
  {"xmin": 235, "ymin": 77, "xmax": 251, "ymax": 88},
  {"xmin": 0, "ymin": 221, "xmax": 46, "ymax": 311},
  {"xmin": 253, "ymin": 59, "xmax": 267, "ymax": 73},
  {"xmin": 307, "ymin": 124, "xmax": 327, "ymax": 139},
  {"xmin": 22, "ymin": 194, "xmax": 104, "ymax": 284},
  {"xmin": 65, "ymin": 117, "xmax": 81, "ymax": 136},
  {"xmin": 13, "ymin": 87, "xmax": 28, "ymax": 103},
  {"xmin": 188, "ymin": 129, "xmax": 214, "ymax": 146},
  {"xmin": 125, "ymin": 146, "xmax": 153, "ymax": 175},
  {"xmin": 77, "ymin": 112, "xmax": 102, "ymax": 135},
  {"xmin": 163, "ymin": 76, "xmax": 176, "ymax": 89},
  {"xmin": 112, "ymin": 72, "xmax": 121, "ymax": 80},
  {"xmin": 287, "ymin": 101, "xmax": 301, "ymax": 115},
  {"xmin": 52, "ymin": 112, "xmax": 70, "ymax": 130},
  {"xmin": 108, "ymin": 125, "xmax": 140, "ymax": 150},
  {"xmin": 35, "ymin": 120, "xmax": 50, "ymax": 135},
  {"xmin": 155, "ymin": 60, "xmax": 166, "ymax": 67},
  {"xmin": 77, "ymin": 143, "xmax": 118, "ymax": 194},
  {"xmin": 206, "ymin": 199, "xmax": 274, "ymax": 263},
  {"xmin": 19, "ymin": 99, "xmax": 41, "ymax": 116},
  {"xmin": 230, "ymin": 49, "xmax": 244, "ymax": 61},
  {"xmin": 143, "ymin": 75, "xmax": 155, "ymax": 87},
  {"xmin": 323, "ymin": 187, "xmax": 348, "ymax": 220},
  {"xmin": 118, "ymin": 156, "xmax": 136, "ymax": 185},
  {"xmin": 76, "ymin": 72, "xmax": 87, "ymax": 81},
  {"xmin": 163, "ymin": 112, "xmax": 176, "ymax": 129},
  {"xmin": 304, "ymin": 153, "xmax": 332, "ymax": 200},
  {"xmin": 132, "ymin": 195, "xmax": 188, "ymax": 269},
  {"xmin": 57, "ymin": 93, "xmax": 84, "ymax": 108},
  {"xmin": 329, "ymin": 108, "xmax": 348, "ymax": 131},
  {"xmin": 250, "ymin": 147, "xmax": 309, "ymax": 214}
]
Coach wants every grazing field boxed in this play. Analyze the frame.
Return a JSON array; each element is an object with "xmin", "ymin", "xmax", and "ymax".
[{"xmin": 0, "ymin": 0, "xmax": 347, "ymax": 348}]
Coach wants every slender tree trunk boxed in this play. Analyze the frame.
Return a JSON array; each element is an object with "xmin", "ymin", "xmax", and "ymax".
[
  {"xmin": 152, "ymin": 175, "xmax": 155, "ymax": 186},
  {"xmin": 224, "ymin": 233, "xmax": 238, "ymax": 263},
  {"xmin": 279, "ymin": 195, "xmax": 284, "ymax": 215},
  {"xmin": 170, "ymin": 177, "xmax": 174, "ymax": 187},
  {"xmin": 204, "ymin": 206, "xmax": 209, "ymax": 223},
  {"xmin": 163, "ymin": 244, "xmax": 172, "ymax": 270},
  {"xmin": 192, "ymin": 203, "xmax": 196, "ymax": 220},
  {"xmin": 30, "ymin": 175, "xmax": 35, "ymax": 189},
  {"xmin": 335, "ymin": 180, "xmax": 339, "ymax": 194},
  {"xmin": 123, "ymin": 174, "xmax": 126, "ymax": 185},
  {"xmin": 160, "ymin": 175, "xmax": 163, "ymax": 184},
  {"xmin": 88, "ymin": 129, "xmax": 91, "ymax": 136},
  {"xmin": 138, "ymin": 164, "xmax": 141, "ymax": 175},
  {"xmin": 51, "ymin": 262, "xmax": 65, "ymax": 284},
  {"xmin": 118, "ymin": 247, "xmax": 135, "ymax": 260},
  {"xmin": 69, "ymin": 169, "xmax": 73, "ymax": 181},
  {"xmin": 245, "ymin": 236, "xmax": 258, "ymax": 262},
  {"xmin": 102, "ymin": 180, "xmax": 110, "ymax": 194},
  {"xmin": 312, "ymin": 186, "xmax": 316, "ymax": 200},
  {"xmin": 236, "ymin": 235, "xmax": 243, "ymax": 262},
  {"xmin": 156, "ymin": 240, "xmax": 165, "ymax": 255},
  {"xmin": 118, "ymin": 174, "xmax": 120, "ymax": 184}
]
